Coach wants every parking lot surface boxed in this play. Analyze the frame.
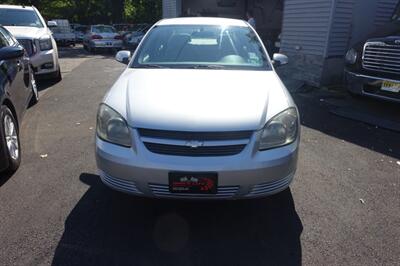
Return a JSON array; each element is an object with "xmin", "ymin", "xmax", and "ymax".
[{"xmin": 0, "ymin": 47, "xmax": 399, "ymax": 266}]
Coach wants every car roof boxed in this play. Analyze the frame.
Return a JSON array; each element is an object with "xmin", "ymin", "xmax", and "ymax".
[
  {"xmin": 156, "ymin": 17, "xmax": 248, "ymax": 27},
  {"xmin": 0, "ymin": 4, "xmax": 35, "ymax": 10}
]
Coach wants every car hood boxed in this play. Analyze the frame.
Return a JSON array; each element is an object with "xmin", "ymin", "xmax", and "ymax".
[
  {"xmin": 4, "ymin": 26, "xmax": 49, "ymax": 39},
  {"xmin": 105, "ymin": 69, "xmax": 293, "ymax": 132}
]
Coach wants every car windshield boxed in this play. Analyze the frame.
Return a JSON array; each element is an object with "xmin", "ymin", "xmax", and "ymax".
[
  {"xmin": 393, "ymin": 3, "xmax": 400, "ymax": 21},
  {"xmin": 132, "ymin": 25, "xmax": 271, "ymax": 70},
  {"xmin": 52, "ymin": 27, "xmax": 73, "ymax": 33},
  {"xmin": 0, "ymin": 8, "xmax": 43, "ymax": 28},
  {"xmin": 92, "ymin": 26, "xmax": 116, "ymax": 33}
]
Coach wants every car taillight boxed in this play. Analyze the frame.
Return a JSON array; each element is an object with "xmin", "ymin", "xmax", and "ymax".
[
  {"xmin": 92, "ymin": 35, "xmax": 103, "ymax": 40},
  {"xmin": 114, "ymin": 35, "xmax": 122, "ymax": 40}
]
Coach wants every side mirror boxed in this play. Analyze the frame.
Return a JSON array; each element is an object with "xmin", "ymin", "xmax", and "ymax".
[
  {"xmin": 47, "ymin": 21, "xmax": 57, "ymax": 27},
  {"xmin": 0, "ymin": 46, "xmax": 25, "ymax": 60},
  {"xmin": 272, "ymin": 53, "xmax": 289, "ymax": 67},
  {"xmin": 115, "ymin": 50, "xmax": 131, "ymax": 64}
]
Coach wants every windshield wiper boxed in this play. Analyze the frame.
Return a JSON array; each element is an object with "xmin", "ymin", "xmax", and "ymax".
[
  {"xmin": 190, "ymin": 64, "xmax": 225, "ymax": 69},
  {"xmin": 139, "ymin": 64, "xmax": 167, "ymax": 69}
]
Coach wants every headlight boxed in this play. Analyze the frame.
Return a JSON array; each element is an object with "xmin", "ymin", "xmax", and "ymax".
[
  {"xmin": 39, "ymin": 36, "xmax": 53, "ymax": 51},
  {"xmin": 345, "ymin": 48, "xmax": 358, "ymax": 64},
  {"xmin": 97, "ymin": 104, "xmax": 131, "ymax": 147},
  {"xmin": 259, "ymin": 108, "xmax": 298, "ymax": 150}
]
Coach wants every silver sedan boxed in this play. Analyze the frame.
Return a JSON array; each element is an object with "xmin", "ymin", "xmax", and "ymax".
[{"xmin": 96, "ymin": 17, "xmax": 300, "ymax": 199}]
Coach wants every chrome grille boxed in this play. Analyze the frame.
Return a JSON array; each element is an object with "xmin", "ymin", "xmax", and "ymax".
[
  {"xmin": 139, "ymin": 129, "xmax": 252, "ymax": 157},
  {"xmin": 99, "ymin": 171, "xmax": 143, "ymax": 195},
  {"xmin": 17, "ymin": 39, "xmax": 35, "ymax": 57},
  {"xmin": 246, "ymin": 174, "xmax": 294, "ymax": 197},
  {"xmin": 362, "ymin": 42, "xmax": 400, "ymax": 75},
  {"xmin": 149, "ymin": 183, "xmax": 239, "ymax": 198}
]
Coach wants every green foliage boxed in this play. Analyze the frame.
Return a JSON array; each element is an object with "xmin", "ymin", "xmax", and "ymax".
[{"xmin": 1, "ymin": 0, "xmax": 162, "ymax": 24}]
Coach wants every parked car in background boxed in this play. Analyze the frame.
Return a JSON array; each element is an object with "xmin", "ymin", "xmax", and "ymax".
[
  {"xmin": 49, "ymin": 19, "xmax": 76, "ymax": 47},
  {"xmin": 70, "ymin": 23, "xmax": 79, "ymax": 31},
  {"xmin": 344, "ymin": 4, "xmax": 400, "ymax": 103},
  {"xmin": 113, "ymin": 23, "xmax": 133, "ymax": 35},
  {"xmin": 83, "ymin": 25, "xmax": 123, "ymax": 53},
  {"xmin": 122, "ymin": 23, "xmax": 151, "ymax": 51},
  {"xmin": 0, "ymin": 26, "xmax": 38, "ymax": 174},
  {"xmin": 0, "ymin": 5, "xmax": 61, "ymax": 81},
  {"xmin": 73, "ymin": 25, "xmax": 88, "ymax": 43},
  {"xmin": 97, "ymin": 18, "xmax": 299, "ymax": 199}
]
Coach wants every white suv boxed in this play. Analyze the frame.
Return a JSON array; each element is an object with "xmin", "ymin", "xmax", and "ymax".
[{"xmin": 0, "ymin": 5, "xmax": 61, "ymax": 81}]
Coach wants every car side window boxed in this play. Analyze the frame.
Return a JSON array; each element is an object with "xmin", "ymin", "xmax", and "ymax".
[
  {"xmin": 0, "ymin": 27, "xmax": 17, "ymax": 47},
  {"xmin": 0, "ymin": 28, "xmax": 9, "ymax": 48}
]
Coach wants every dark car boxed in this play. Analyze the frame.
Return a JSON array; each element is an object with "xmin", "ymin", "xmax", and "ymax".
[
  {"xmin": 0, "ymin": 26, "xmax": 38, "ymax": 174},
  {"xmin": 122, "ymin": 23, "xmax": 151, "ymax": 51},
  {"xmin": 344, "ymin": 4, "xmax": 400, "ymax": 103}
]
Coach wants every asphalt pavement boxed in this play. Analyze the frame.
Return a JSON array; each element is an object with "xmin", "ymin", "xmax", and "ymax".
[{"xmin": 0, "ymin": 46, "xmax": 399, "ymax": 266}]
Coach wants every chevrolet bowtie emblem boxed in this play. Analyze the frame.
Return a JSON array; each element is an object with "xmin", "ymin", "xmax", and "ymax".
[{"xmin": 185, "ymin": 140, "xmax": 204, "ymax": 148}]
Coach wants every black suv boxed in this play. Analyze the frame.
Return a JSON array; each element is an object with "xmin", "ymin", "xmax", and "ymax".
[
  {"xmin": 344, "ymin": 4, "xmax": 400, "ymax": 103},
  {"xmin": 0, "ymin": 26, "xmax": 38, "ymax": 174}
]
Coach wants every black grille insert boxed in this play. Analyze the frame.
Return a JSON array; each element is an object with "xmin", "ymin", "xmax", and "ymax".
[
  {"xmin": 17, "ymin": 39, "xmax": 34, "ymax": 57},
  {"xmin": 143, "ymin": 142, "xmax": 246, "ymax": 157}
]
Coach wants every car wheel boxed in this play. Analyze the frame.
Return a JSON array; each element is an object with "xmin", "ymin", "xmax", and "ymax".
[
  {"xmin": 0, "ymin": 106, "xmax": 21, "ymax": 174},
  {"xmin": 29, "ymin": 70, "xmax": 39, "ymax": 106}
]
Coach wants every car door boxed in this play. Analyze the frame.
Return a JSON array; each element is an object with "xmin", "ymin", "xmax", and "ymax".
[{"xmin": 0, "ymin": 27, "xmax": 29, "ymax": 120}]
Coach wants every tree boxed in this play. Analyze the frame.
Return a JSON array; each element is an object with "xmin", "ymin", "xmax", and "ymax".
[{"xmin": 1, "ymin": 0, "xmax": 162, "ymax": 24}]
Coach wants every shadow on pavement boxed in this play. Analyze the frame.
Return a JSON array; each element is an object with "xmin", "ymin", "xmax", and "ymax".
[
  {"xmin": 293, "ymin": 92, "xmax": 400, "ymax": 159},
  {"xmin": 52, "ymin": 173, "xmax": 303, "ymax": 266},
  {"xmin": 36, "ymin": 79, "xmax": 60, "ymax": 92},
  {"xmin": 58, "ymin": 46, "xmax": 116, "ymax": 59}
]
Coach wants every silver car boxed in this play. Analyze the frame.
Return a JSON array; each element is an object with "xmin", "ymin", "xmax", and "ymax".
[
  {"xmin": 96, "ymin": 17, "xmax": 300, "ymax": 200},
  {"xmin": 83, "ymin": 25, "xmax": 123, "ymax": 53}
]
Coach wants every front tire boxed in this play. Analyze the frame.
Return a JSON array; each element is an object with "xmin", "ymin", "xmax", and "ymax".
[{"xmin": 0, "ymin": 106, "xmax": 21, "ymax": 174}]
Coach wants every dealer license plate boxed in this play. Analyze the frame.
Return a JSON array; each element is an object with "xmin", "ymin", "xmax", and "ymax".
[
  {"xmin": 381, "ymin": 81, "xmax": 400, "ymax": 93},
  {"xmin": 169, "ymin": 172, "xmax": 218, "ymax": 194}
]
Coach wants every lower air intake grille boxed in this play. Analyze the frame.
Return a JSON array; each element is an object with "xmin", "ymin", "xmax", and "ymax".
[
  {"xmin": 149, "ymin": 183, "xmax": 239, "ymax": 198},
  {"xmin": 246, "ymin": 174, "xmax": 294, "ymax": 197},
  {"xmin": 100, "ymin": 171, "xmax": 142, "ymax": 195}
]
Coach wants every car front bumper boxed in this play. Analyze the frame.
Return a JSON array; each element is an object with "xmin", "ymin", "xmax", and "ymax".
[
  {"xmin": 344, "ymin": 70, "xmax": 400, "ymax": 103},
  {"xmin": 90, "ymin": 40, "xmax": 123, "ymax": 49},
  {"xmin": 95, "ymin": 130, "xmax": 299, "ymax": 200},
  {"xmin": 30, "ymin": 49, "xmax": 59, "ymax": 76}
]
